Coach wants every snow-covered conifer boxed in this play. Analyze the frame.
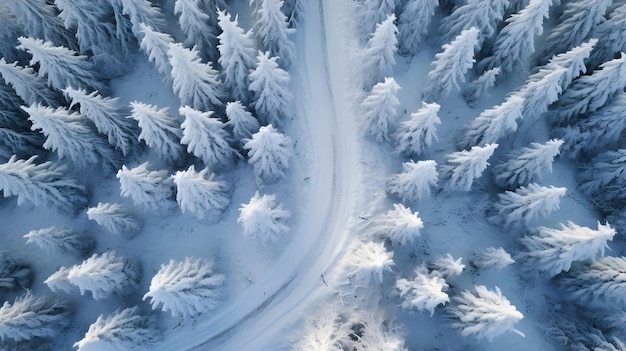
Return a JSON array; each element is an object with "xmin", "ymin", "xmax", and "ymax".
[
  {"xmin": 143, "ymin": 257, "xmax": 225, "ymax": 318},
  {"xmin": 5, "ymin": 0, "xmax": 77, "ymax": 50},
  {"xmin": 387, "ymin": 160, "xmax": 438, "ymax": 203},
  {"xmin": 441, "ymin": 143, "xmax": 498, "ymax": 191},
  {"xmin": 347, "ymin": 241, "xmax": 394, "ymax": 287},
  {"xmin": 63, "ymin": 87, "xmax": 139, "ymax": 156},
  {"xmin": 248, "ymin": 51, "xmax": 292, "ymax": 126},
  {"xmin": 482, "ymin": 0, "xmax": 552, "ymax": 76},
  {"xmin": 396, "ymin": 267, "xmax": 449, "ymax": 315},
  {"xmin": 238, "ymin": 191, "xmax": 290, "ymax": 244},
  {"xmin": 353, "ymin": 311, "xmax": 407, "ymax": 351},
  {"xmin": 493, "ymin": 139, "xmax": 562, "ymax": 188},
  {"xmin": 362, "ymin": 14, "xmax": 398, "ymax": 89},
  {"xmin": 110, "ymin": 0, "xmax": 165, "ymax": 34},
  {"xmin": 23, "ymin": 226, "xmax": 94, "ymax": 256},
  {"xmin": 470, "ymin": 247, "xmax": 515, "ymax": 270},
  {"xmin": 560, "ymin": 256, "xmax": 626, "ymax": 309},
  {"xmin": 362, "ymin": 77, "xmax": 400, "ymax": 142},
  {"xmin": 423, "ymin": 27, "xmax": 479, "ymax": 103},
  {"xmin": 539, "ymin": 0, "xmax": 609, "ymax": 63},
  {"xmin": 74, "ymin": 306, "xmax": 160, "ymax": 351},
  {"xmin": 554, "ymin": 53, "xmax": 626, "ymax": 124},
  {"xmin": 217, "ymin": 10, "xmax": 257, "ymax": 103},
  {"xmin": 130, "ymin": 101, "xmax": 183, "ymax": 163},
  {"xmin": 292, "ymin": 305, "xmax": 350, "ymax": 351},
  {"xmin": 520, "ymin": 221, "xmax": 615, "ymax": 276},
  {"xmin": 463, "ymin": 67, "xmax": 500, "ymax": 107},
  {"xmin": 253, "ymin": 0, "xmax": 296, "ymax": 68},
  {"xmin": 244, "ymin": 124, "xmax": 294, "ymax": 183},
  {"xmin": 225, "ymin": 101, "xmax": 260, "ymax": 145},
  {"xmin": 354, "ymin": 0, "xmax": 396, "ymax": 44},
  {"xmin": 67, "ymin": 251, "xmax": 141, "ymax": 300},
  {"xmin": 542, "ymin": 39, "xmax": 597, "ymax": 90},
  {"xmin": 0, "ymin": 58, "xmax": 59, "ymax": 106},
  {"xmin": 44, "ymin": 266, "xmax": 74, "ymax": 294},
  {"xmin": 458, "ymin": 95, "xmax": 524, "ymax": 149},
  {"xmin": 174, "ymin": 0, "xmax": 216, "ymax": 61},
  {"xmin": 397, "ymin": 0, "xmax": 438, "ymax": 55},
  {"xmin": 87, "ymin": 203, "xmax": 143, "ymax": 239},
  {"xmin": 518, "ymin": 67, "xmax": 566, "ymax": 121},
  {"xmin": 372, "ymin": 204, "xmax": 423, "ymax": 246},
  {"xmin": 442, "ymin": 0, "xmax": 510, "ymax": 45},
  {"xmin": 139, "ymin": 24, "xmax": 174, "ymax": 77},
  {"xmin": 23, "ymin": 103, "xmax": 120, "ymax": 171},
  {"xmin": 492, "ymin": 184, "xmax": 566, "ymax": 228},
  {"xmin": 0, "ymin": 292, "xmax": 70, "ymax": 343},
  {"xmin": 0, "ymin": 155, "xmax": 87, "ymax": 213},
  {"xmin": 17, "ymin": 36, "xmax": 104, "ymax": 93},
  {"xmin": 173, "ymin": 165, "xmax": 231, "ymax": 221},
  {"xmin": 588, "ymin": 4, "xmax": 626, "ymax": 68},
  {"xmin": 117, "ymin": 163, "xmax": 175, "ymax": 213},
  {"xmin": 448, "ymin": 285, "xmax": 524, "ymax": 340},
  {"xmin": 0, "ymin": 253, "xmax": 31, "ymax": 291},
  {"xmin": 179, "ymin": 106, "xmax": 234, "ymax": 169},
  {"xmin": 168, "ymin": 43, "xmax": 223, "ymax": 111},
  {"xmin": 430, "ymin": 254, "xmax": 465, "ymax": 278},
  {"xmin": 395, "ymin": 102, "xmax": 440, "ymax": 157},
  {"xmin": 578, "ymin": 149, "xmax": 626, "ymax": 212}
]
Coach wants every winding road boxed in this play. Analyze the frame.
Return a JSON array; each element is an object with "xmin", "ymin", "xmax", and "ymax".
[{"xmin": 154, "ymin": 1, "xmax": 360, "ymax": 350}]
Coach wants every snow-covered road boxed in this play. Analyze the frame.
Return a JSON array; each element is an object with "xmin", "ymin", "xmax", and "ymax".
[{"xmin": 154, "ymin": 1, "xmax": 359, "ymax": 349}]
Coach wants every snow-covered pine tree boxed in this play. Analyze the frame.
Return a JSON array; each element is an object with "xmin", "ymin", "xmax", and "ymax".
[
  {"xmin": 578, "ymin": 149, "xmax": 626, "ymax": 212},
  {"xmin": 168, "ymin": 43, "xmax": 223, "ymax": 111},
  {"xmin": 542, "ymin": 39, "xmax": 597, "ymax": 90},
  {"xmin": 371, "ymin": 203, "xmax": 423, "ymax": 245},
  {"xmin": 519, "ymin": 221, "xmax": 615, "ymax": 277},
  {"xmin": 248, "ymin": 51, "xmax": 292, "ymax": 126},
  {"xmin": 442, "ymin": 0, "xmax": 510, "ymax": 45},
  {"xmin": 469, "ymin": 247, "xmax": 515, "ymax": 270},
  {"xmin": 538, "ymin": 0, "xmax": 609, "ymax": 64},
  {"xmin": 448, "ymin": 285, "xmax": 524, "ymax": 341},
  {"xmin": 23, "ymin": 103, "xmax": 120, "ymax": 172},
  {"xmin": 139, "ymin": 24, "xmax": 174, "ymax": 77},
  {"xmin": 362, "ymin": 77, "xmax": 400, "ymax": 142},
  {"xmin": 387, "ymin": 160, "xmax": 438, "ymax": 203},
  {"xmin": 225, "ymin": 101, "xmax": 260, "ymax": 145},
  {"xmin": 361, "ymin": 14, "xmax": 398, "ymax": 89},
  {"xmin": 291, "ymin": 305, "xmax": 351, "ymax": 351},
  {"xmin": 353, "ymin": 311, "xmax": 407, "ymax": 351},
  {"xmin": 492, "ymin": 184, "xmax": 567, "ymax": 228},
  {"xmin": 482, "ymin": 0, "xmax": 552, "ymax": 76},
  {"xmin": 238, "ymin": 191, "xmax": 290, "ymax": 244},
  {"xmin": 109, "ymin": 0, "xmax": 165, "ymax": 35},
  {"xmin": 493, "ymin": 139, "xmax": 562, "ymax": 188},
  {"xmin": 396, "ymin": 267, "xmax": 449, "ymax": 315},
  {"xmin": 63, "ymin": 87, "xmax": 139, "ymax": 156},
  {"xmin": 281, "ymin": 0, "xmax": 304, "ymax": 27},
  {"xmin": 253, "ymin": 0, "xmax": 296, "ymax": 68},
  {"xmin": 244, "ymin": 124, "xmax": 294, "ymax": 183},
  {"xmin": 43, "ymin": 266, "xmax": 74, "ymax": 294},
  {"xmin": 463, "ymin": 67, "xmax": 500, "ymax": 107},
  {"xmin": 23, "ymin": 226, "xmax": 95, "ymax": 256},
  {"xmin": 354, "ymin": 0, "xmax": 396, "ymax": 44},
  {"xmin": 0, "ymin": 155, "xmax": 87, "ymax": 213},
  {"xmin": 0, "ymin": 292, "xmax": 70, "ymax": 343},
  {"xmin": 396, "ymin": 0, "xmax": 438, "ymax": 55},
  {"xmin": 174, "ymin": 0, "xmax": 216, "ymax": 62},
  {"xmin": 430, "ymin": 254, "xmax": 465, "ymax": 278},
  {"xmin": 347, "ymin": 241, "xmax": 394, "ymax": 287},
  {"xmin": 560, "ymin": 256, "xmax": 626, "ymax": 309},
  {"xmin": 130, "ymin": 101, "xmax": 183, "ymax": 163},
  {"xmin": 217, "ymin": 10, "xmax": 257, "ymax": 103},
  {"xmin": 588, "ymin": 4, "xmax": 626, "ymax": 68},
  {"xmin": 5, "ymin": 0, "xmax": 77, "ymax": 50},
  {"xmin": 423, "ymin": 27, "xmax": 479, "ymax": 103},
  {"xmin": 67, "ymin": 251, "xmax": 141, "ymax": 300},
  {"xmin": 179, "ymin": 106, "xmax": 234, "ymax": 169},
  {"xmin": 117, "ymin": 163, "xmax": 175, "ymax": 213},
  {"xmin": 458, "ymin": 95, "xmax": 524, "ymax": 149},
  {"xmin": 74, "ymin": 306, "xmax": 160, "ymax": 351},
  {"xmin": 395, "ymin": 102, "xmax": 440, "ymax": 157},
  {"xmin": 553, "ymin": 53, "xmax": 626, "ymax": 124},
  {"xmin": 441, "ymin": 143, "xmax": 498, "ymax": 191},
  {"xmin": 172, "ymin": 165, "xmax": 231, "ymax": 221},
  {"xmin": 86, "ymin": 203, "xmax": 143, "ymax": 239},
  {"xmin": 143, "ymin": 257, "xmax": 225, "ymax": 318},
  {"xmin": 0, "ymin": 58, "xmax": 59, "ymax": 107},
  {"xmin": 0, "ymin": 253, "xmax": 31, "ymax": 291}
]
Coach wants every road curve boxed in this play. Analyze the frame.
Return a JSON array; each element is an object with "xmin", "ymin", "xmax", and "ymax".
[{"xmin": 153, "ymin": 1, "xmax": 359, "ymax": 349}]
